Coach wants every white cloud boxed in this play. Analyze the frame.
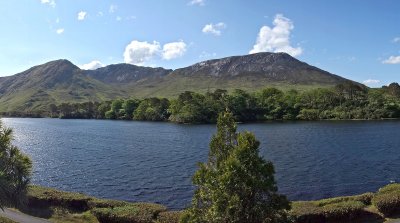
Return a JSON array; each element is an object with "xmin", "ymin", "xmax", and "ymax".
[
  {"xmin": 56, "ymin": 28, "xmax": 64, "ymax": 34},
  {"xmin": 40, "ymin": 0, "xmax": 56, "ymax": 7},
  {"xmin": 116, "ymin": 16, "xmax": 122, "ymax": 21},
  {"xmin": 383, "ymin": 56, "xmax": 400, "ymax": 64},
  {"xmin": 98, "ymin": 11, "xmax": 104, "ymax": 17},
  {"xmin": 202, "ymin": 22, "xmax": 226, "ymax": 36},
  {"xmin": 55, "ymin": 18, "xmax": 60, "ymax": 23},
  {"xmin": 123, "ymin": 41, "xmax": 161, "ymax": 65},
  {"xmin": 249, "ymin": 14, "xmax": 303, "ymax": 57},
  {"xmin": 363, "ymin": 79, "xmax": 381, "ymax": 85},
  {"xmin": 80, "ymin": 61, "xmax": 104, "ymax": 70},
  {"xmin": 109, "ymin": 4, "xmax": 118, "ymax": 13},
  {"xmin": 162, "ymin": 41, "xmax": 187, "ymax": 60},
  {"xmin": 77, "ymin": 11, "xmax": 87, "ymax": 21},
  {"xmin": 188, "ymin": 0, "xmax": 205, "ymax": 6},
  {"xmin": 393, "ymin": 37, "xmax": 400, "ymax": 43},
  {"xmin": 123, "ymin": 40, "xmax": 187, "ymax": 65}
]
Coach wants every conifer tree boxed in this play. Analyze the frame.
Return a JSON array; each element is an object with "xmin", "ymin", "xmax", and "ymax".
[{"xmin": 182, "ymin": 111, "xmax": 291, "ymax": 223}]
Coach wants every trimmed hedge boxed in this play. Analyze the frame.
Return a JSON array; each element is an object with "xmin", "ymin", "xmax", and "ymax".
[
  {"xmin": 27, "ymin": 185, "xmax": 91, "ymax": 211},
  {"xmin": 92, "ymin": 203, "xmax": 167, "ymax": 223},
  {"xmin": 155, "ymin": 211, "xmax": 183, "ymax": 223},
  {"xmin": 372, "ymin": 183, "xmax": 400, "ymax": 216},
  {"xmin": 291, "ymin": 193, "xmax": 371, "ymax": 223},
  {"xmin": 27, "ymin": 186, "xmax": 168, "ymax": 223}
]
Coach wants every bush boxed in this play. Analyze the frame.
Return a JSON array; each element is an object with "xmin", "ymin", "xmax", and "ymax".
[
  {"xmin": 92, "ymin": 203, "xmax": 167, "ymax": 223},
  {"xmin": 322, "ymin": 201, "xmax": 365, "ymax": 220},
  {"xmin": 316, "ymin": 193, "xmax": 374, "ymax": 206},
  {"xmin": 27, "ymin": 185, "xmax": 91, "ymax": 211},
  {"xmin": 372, "ymin": 183, "xmax": 400, "ymax": 216},
  {"xmin": 0, "ymin": 216, "xmax": 17, "ymax": 223},
  {"xmin": 291, "ymin": 193, "xmax": 371, "ymax": 223},
  {"xmin": 291, "ymin": 201, "xmax": 324, "ymax": 223},
  {"xmin": 88, "ymin": 198, "xmax": 130, "ymax": 209},
  {"xmin": 156, "ymin": 211, "xmax": 183, "ymax": 223}
]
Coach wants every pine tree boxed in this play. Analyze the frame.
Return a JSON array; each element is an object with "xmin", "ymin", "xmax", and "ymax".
[{"xmin": 182, "ymin": 111, "xmax": 290, "ymax": 223}]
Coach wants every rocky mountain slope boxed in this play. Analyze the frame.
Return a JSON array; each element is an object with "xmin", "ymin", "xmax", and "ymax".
[{"xmin": 0, "ymin": 52, "xmax": 354, "ymax": 112}]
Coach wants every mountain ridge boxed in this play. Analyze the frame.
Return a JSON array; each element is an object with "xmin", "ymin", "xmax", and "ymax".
[{"xmin": 0, "ymin": 52, "xmax": 356, "ymax": 112}]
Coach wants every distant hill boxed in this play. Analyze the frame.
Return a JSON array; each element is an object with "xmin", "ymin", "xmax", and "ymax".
[{"xmin": 0, "ymin": 52, "xmax": 354, "ymax": 112}]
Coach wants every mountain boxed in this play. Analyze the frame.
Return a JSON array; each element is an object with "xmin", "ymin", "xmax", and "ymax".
[{"xmin": 0, "ymin": 52, "xmax": 354, "ymax": 112}]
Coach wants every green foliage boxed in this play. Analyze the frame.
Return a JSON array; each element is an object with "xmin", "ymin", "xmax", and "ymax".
[
  {"xmin": 0, "ymin": 121, "xmax": 32, "ymax": 209},
  {"xmin": 27, "ymin": 185, "xmax": 91, "ymax": 211},
  {"xmin": 23, "ymin": 82, "xmax": 400, "ymax": 123},
  {"xmin": 91, "ymin": 203, "xmax": 166, "ymax": 223},
  {"xmin": 290, "ymin": 193, "xmax": 372, "ymax": 222},
  {"xmin": 0, "ymin": 216, "xmax": 18, "ymax": 223},
  {"xmin": 155, "ymin": 211, "xmax": 183, "ymax": 223},
  {"xmin": 133, "ymin": 98, "xmax": 170, "ymax": 121},
  {"xmin": 27, "ymin": 186, "xmax": 169, "ymax": 223},
  {"xmin": 372, "ymin": 183, "xmax": 400, "ymax": 216},
  {"xmin": 322, "ymin": 201, "xmax": 365, "ymax": 220},
  {"xmin": 183, "ymin": 111, "xmax": 290, "ymax": 223}
]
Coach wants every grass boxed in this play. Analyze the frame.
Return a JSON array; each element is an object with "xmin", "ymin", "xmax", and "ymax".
[{"xmin": 0, "ymin": 216, "xmax": 17, "ymax": 223}]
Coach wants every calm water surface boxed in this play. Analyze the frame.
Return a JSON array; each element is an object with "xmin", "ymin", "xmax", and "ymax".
[{"xmin": 2, "ymin": 118, "xmax": 400, "ymax": 209}]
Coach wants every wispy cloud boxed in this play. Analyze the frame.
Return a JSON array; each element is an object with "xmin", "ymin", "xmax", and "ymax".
[
  {"xmin": 40, "ymin": 0, "xmax": 56, "ymax": 7},
  {"xmin": 56, "ymin": 28, "xmax": 64, "ymax": 34},
  {"xmin": 77, "ymin": 11, "xmax": 87, "ymax": 21},
  {"xmin": 188, "ymin": 0, "xmax": 205, "ymax": 6},
  {"xmin": 250, "ymin": 14, "xmax": 302, "ymax": 57},
  {"xmin": 393, "ymin": 37, "xmax": 400, "ymax": 43},
  {"xmin": 109, "ymin": 4, "xmax": 118, "ymax": 13},
  {"xmin": 363, "ymin": 79, "xmax": 380, "ymax": 85},
  {"xmin": 383, "ymin": 56, "xmax": 400, "ymax": 64},
  {"xmin": 202, "ymin": 22, "xmax": 226, "ymax": 36}
]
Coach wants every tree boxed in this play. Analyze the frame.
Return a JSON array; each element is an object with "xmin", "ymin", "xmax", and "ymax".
[
  {"xmin": 0, "ymin": 121, "xmax": 32, "ymax": 209},
  {"xmin": 182, "ymin": 111, "xmax": 290, "ymax": 223}
]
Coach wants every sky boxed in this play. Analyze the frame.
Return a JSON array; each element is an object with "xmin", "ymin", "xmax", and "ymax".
[{"xmin": 0, "ymin": 0, "xmax": 399, "ymax": 87}]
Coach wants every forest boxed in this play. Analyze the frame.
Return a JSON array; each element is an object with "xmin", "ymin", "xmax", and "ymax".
[{"xmin": 5, "ymin": 82, "xmax": 400, "ymax": 124}]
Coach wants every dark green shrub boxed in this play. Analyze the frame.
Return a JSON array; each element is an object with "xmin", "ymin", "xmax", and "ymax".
[
  {"xmin": 27, "ymin": 186, "xmax": 91, "ymax": 211},
  {"xmin": 91, "ymin": 203, "xmax": 167, "ymax": 223},
  {"xmin": 372, "ymin": 184, "xmax": 400, "ymax": 216},
  {"xmin": 156, "ymin": 211, "xmax": 183, "ymax": 223},
  {"xmin": 290, "ymin": 201, "xmax": 324, "ymax": 223},
  {"xmin": 316, "ymin": 193, "xmax": 374, "ymax": 206},
  {"xmin": 0, "ymin": 216, "xmax": 18, "ymax": 223},
  {"xmin": 88, "ymin": 198, "xmax": 129, "ymax": 209},
  {"xmin": 322, "ymin": 201, "xmax": 365, "ymax": 220}
]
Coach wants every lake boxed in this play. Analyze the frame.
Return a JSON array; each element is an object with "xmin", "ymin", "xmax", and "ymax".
[{"xmin": 2, "ymin": 118, "xmax": 400, "ymax": 210}]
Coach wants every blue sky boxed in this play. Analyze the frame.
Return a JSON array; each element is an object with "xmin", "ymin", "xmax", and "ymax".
[{"xmin": 0, "ymin": 0, "xmax": 399, "ymax": 86}]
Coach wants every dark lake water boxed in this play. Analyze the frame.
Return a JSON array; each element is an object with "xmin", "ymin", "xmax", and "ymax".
[{"xmin": 2, "ymin": 118, "xmax": 400, "ymax": 210}]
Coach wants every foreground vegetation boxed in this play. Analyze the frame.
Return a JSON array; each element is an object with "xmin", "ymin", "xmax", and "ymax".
[
  {"xmin": 0, "ymin": 121, "xmax": 32, "ymax": 209},
  {"xmin": 182, "ymin": 112, "xmax": 290, "ymax": 223},
  {"xmin": 1, "ymin": 184, "xmax": 399, "ymax": 223},
  {"xmin": 4, "ymin": 82, "xmax": 400, "ymax": 123}
]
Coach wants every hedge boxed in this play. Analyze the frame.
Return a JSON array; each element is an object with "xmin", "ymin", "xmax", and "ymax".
[{"xmin": 372, "ymin": 183, "xmax": 400, "ymax": 216}]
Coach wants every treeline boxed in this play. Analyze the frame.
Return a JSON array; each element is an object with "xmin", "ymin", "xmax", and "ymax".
[{"xmin": 16, "ymin": 82, "xmax": 400, "ymax": 123}]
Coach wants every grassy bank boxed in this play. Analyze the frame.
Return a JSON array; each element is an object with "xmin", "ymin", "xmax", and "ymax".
[{"xmin": 7, "ymin": 184, "xmax": 400, "ymax": 223}]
